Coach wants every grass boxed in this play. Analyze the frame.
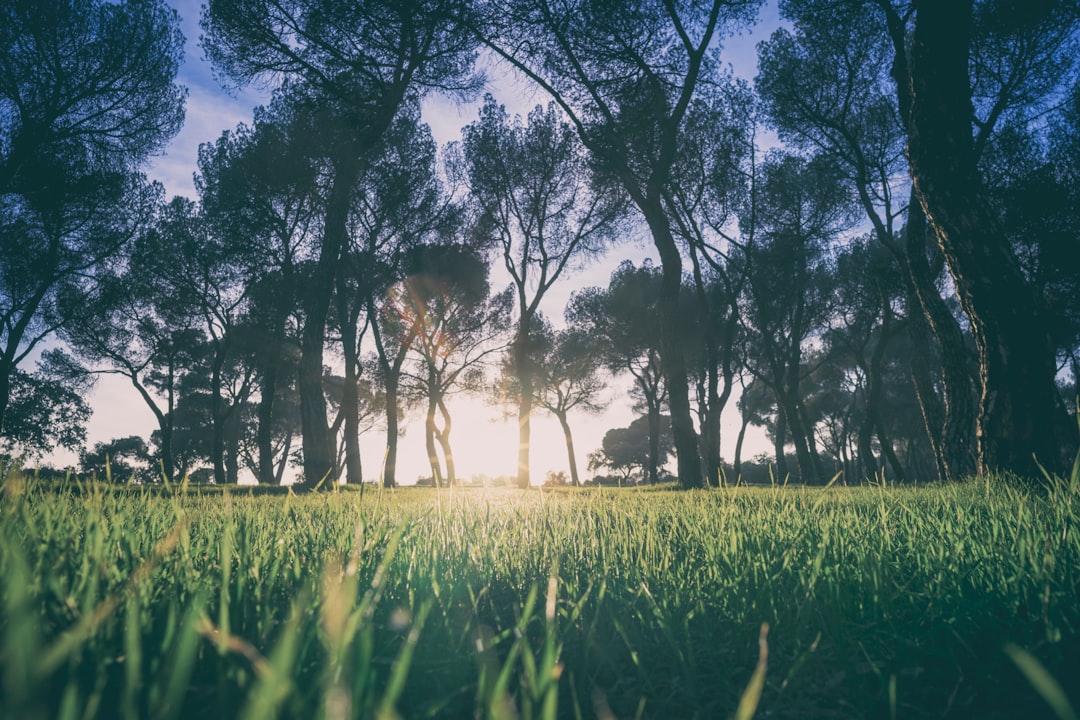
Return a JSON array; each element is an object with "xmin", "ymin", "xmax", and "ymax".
[{"xmin": 0, "ymin": 471, "xmax": 1078, "ymax": 719}]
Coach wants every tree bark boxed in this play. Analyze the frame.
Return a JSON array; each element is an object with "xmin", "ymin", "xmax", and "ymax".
[
  {"xmin": 907, "ymin": 0, "xmax": 1065, "ymax": 479},
  {"xmin": 902, "ymin": 189, "xmax": 977, "ymax": 478}
]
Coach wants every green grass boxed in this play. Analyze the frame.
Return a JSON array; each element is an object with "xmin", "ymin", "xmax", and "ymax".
[{"xmin": 1, "ymin": 473, "xmax": 1078, "ymax": 719}]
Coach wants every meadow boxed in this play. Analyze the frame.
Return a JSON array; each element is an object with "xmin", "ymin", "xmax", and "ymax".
[{"xmin": 1, "ymin": 471, "xmax": 1078, "ymax": 719}]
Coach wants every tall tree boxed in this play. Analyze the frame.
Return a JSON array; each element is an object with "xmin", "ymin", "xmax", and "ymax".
[
  {"xmin": 339, "ymin": 105, "xmax": 453, "ymax": 488},
  {"xmin": 901, "ymin": 0, "xmax": 1078, "ymax": 478},
  {"xmin": 664, "ymin": 86, "xmax": 757, "ymax": 486},
  {"xmin": 756, "ymin": 6, "xmax": 979, "ymax": 479},
  {"xmin": 0, "ymin": 0, "xmax": 185, "ymax": 438},
  {"xmin": 396, "ymin": 244, "xmax": 512, "ymax": 486},
  {"xmin": 772, "ymin": 0, "xmax": 1080, "ymax": 478},
  {"xmin": 60, "ymin": 197, "xmax": 209, "ymax": 482},
  {"xmin": 196, "ymin": 95, "xmax": 321, "ymax": 484},
  {"xmin": 460, "ymin": 97, "xmax": 621, "ymax": 487},
  {"xmin": 202, "ymin": 0, "xmax": 480, "ymax": 488},
  {"xmin": 737, "ymin": 153, "xmax": 852, "ymax": 484},
  {"xmin": 566, "ymin": 261, "xmax": 668, "ymax": 485},
  {"xmin": 532, "ymin": 328, "xmax": 608, "ymax": 487},
  {"xmin": 474, "ymin": 0, "xmax": 762, "ymax": 487}
]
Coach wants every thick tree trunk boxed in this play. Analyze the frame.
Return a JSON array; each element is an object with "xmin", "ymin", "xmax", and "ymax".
[
  {"xmin": 640, "ymin": 196, "xmax": 702, "ymax": 487},
  {"xmin": 907, "ymin": 0, "xmax": 1065, "ymax": 479},
  {"xmin": 903, "ymin": 190, "xmax": 977, "ymax": 478},
  {"xmin": 297, "ymin": 158, "xmax": 360, "ymax": 490}
]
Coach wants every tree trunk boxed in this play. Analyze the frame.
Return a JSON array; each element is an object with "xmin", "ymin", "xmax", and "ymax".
[
  {"xmin": 436, "ymin": 399, "xmax": 456, "ymax": 485},
  {"xmin": 342, "ymin": 366, "xmax": 364, "ymax": 486},
  {"xmin": 733, "ymin": 413, "xmax": 749, "ymax": 481},
  {"xmin": 903, "ymin": 280, "xmax": 950, "ymax": 482},
  {"xmin": 225, "ymin": 408, "xmax": 241, "ymax": 484},
  {"xmin": 903, "ymin": 189, "xmax": 977, "ymax": 478},
  {"xmin": 514, "ymin": 320, "xmax": 534, "ymax": 488},
  {"xmin": 640, "ymin": 195, "xmax": 702, "ymax": 487},
  {"xmin": 780, "ymin": 395, "xmax": 818, "ymax": 484},
  {"xmin": 0, "ymin": 355, "xmax": 12, "ymax": 440},
  {"xmin": 555, "ymin": 411, "xmax": 581, "ymax": 486},
  {"xmin": 646, "ymin": 392, "xmax": 662, "ymax": 484},
  {"xmin": 336, "ymin": 274, "xmax": 365, "ymax": 486},
  {"xmin": 771, "ymin": 408, "xmax": 789, "ymax": 482},
  {"xmin": 907, "ymin": 0, "xmax": 1066, "ymax": 479},
  {"xmin": 297, "ymin": 158, "xmax": 359, "ymax": 490},
  {"xmin": 424, "ymin": 395, "xmax": 444, "ymax": 487},
  {"xmin": 256, "ymin": 362, "xmax": 278, "ymax": 485},
  {"xmin": 383, "ymin": 376, "xmax": 401, "ymax": 488},
  {"xmin": 211, "ymin": 349, "xmax": 227, "ymax": 485}
]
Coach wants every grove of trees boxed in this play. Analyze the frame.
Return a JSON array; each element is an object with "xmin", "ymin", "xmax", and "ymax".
[{"xmin": 2, "ymin": 0, "xmax": 1078, "ymax": 488}]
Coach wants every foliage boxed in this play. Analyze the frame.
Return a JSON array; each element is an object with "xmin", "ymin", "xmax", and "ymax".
[
  {"xmin": 0, "ymin": 0, "xmax": 186, "ymax": 441},
  {"xmin": 1, "ymin": 477, "xmax": 1079, "ymax": 717},
  {"xmin": 588, "ymin": 414, "xmax": 673, "ymax": 482},
  {"xmin": 0, "ymin": 367, "xmax": 90, "ymax": 458}
]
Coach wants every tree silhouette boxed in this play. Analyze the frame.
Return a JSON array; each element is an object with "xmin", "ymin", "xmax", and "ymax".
[
  {"xmin": 202, "ymin": 0, "xmax": 481, "ymax": 488},
  {"xmin": 1, "ymin": 0, "xmax": 184, "ymax": 442},
  {"xmin": 473, "ymin": 0, "xmax": 762, "ymax": 487},
  {"xmin": 460, "ymin": 97, "xmax": 621, "ymax": 487}
]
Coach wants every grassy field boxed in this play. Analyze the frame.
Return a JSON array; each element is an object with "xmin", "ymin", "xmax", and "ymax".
[{"xmin": 1, "ymin": 471, "xmax": 1078, "ymax": 719}]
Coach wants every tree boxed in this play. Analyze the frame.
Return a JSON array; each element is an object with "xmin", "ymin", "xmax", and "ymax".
[
  {"xmin": 396, "ymin": 244, "xmax": 513, "ymax": 486},
  {"xmin": 825, "ymin": 238, "xmax": 910, "ymax": 481},
  {"xmin": 770, "ymin": 0, "xmax": 1080, "ymax": 478},
  {"xmin": 737, "ymin": 153, "xmax": 852, "ymax": 484},
  {"xmin": 196, "ymin": 94, "xmax": 322, "ymax": 485},
  {"xmin": 80, "ymin": 436, "xmax": 153, "ymax": 483},
  {"xmin": 589, "ymin": 415, "xmax": 674, "ymax": 484},
  {"xmin": 756, "ymin": 7, "xmax": 979, "ymax": 479},
  {"xmin": 202, "ymin": 0, "xmax": 481, "ymax": 488},
  {"xmin": 665, "ymin": 88, "xmax": 757, "ymax": 487},
  {"xmin": 459, "ymin": 97, "xmax": 621, "ymax": 487},
  {"xmin": 532, "ymin": 328, "xmax": 608, "ymax": 487},
  {"xmin": 474, "ymin": 0, "xmax": 762, "ymax": 487},
  {"xmin": 0, "ymin": 357, "xmax": 90, "ymax": 460},
  {"xmin": 339, "ymin": 105, "xmax": 455, "ymax": 488},
  {"xmin": 902, "ymin": 0, "xmax": 1078, "ymax": 478},
  {"xmin": 60, "ymin": 197, "xmax": 210, "ymax": 482},
  {"xmin": 567, "ymin": 261, "xmax": 669, "ymax": 484},
  {"xmin": 0, "ymin": 0, "xmax": 185, "ymax": 439}
]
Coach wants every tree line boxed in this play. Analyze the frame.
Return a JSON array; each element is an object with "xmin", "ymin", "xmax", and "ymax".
[{"xmin": 2, "ymin": 0, "xmax": 1078, "ymax": 488}]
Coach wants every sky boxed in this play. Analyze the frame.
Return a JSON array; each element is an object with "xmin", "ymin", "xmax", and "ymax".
[{"xmin": 47, "ymin": 0, "xmax": 782, "ymax": 483}]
